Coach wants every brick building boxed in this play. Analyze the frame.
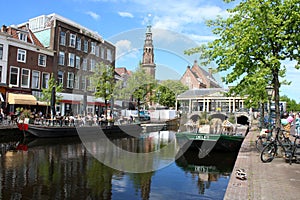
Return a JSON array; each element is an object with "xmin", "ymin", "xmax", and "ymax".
[
  {"xmin": 180, "ymin": 60, "xmax": 221, "ymax": 89},
  {"xmin": 0, "ymin": 13, "xmax": 116, "ymax": 116},
  {"xmin": 0, "ymin": 24, "xmax": 54, "ymax": 113},
  {"xmin": 27, "ymin": 14, "xmax": 116, "ymax": 116}
]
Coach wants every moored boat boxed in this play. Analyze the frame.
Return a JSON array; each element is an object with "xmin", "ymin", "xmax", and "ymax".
[
  {"xmin": 176, "ymin": 132, "xmax": 245, "ymax": 152},
  {"xmin": 18, "ymin": 123, "xmax": 143, "ymax": 138}
]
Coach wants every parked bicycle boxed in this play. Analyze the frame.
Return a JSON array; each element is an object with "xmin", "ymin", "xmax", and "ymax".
[
  {"xmin": 256, "ymin": 129, "xmax": 272, "ymax": 152},
  {"xmin": 260, "ymin": 127, "xmax": 293, "ymax": 163},
  {"xmin": 285, "ymin": 134, "xmax": 300, "ymax": 165},
  {"xmin": 255, "ymin": 121, "xmax": 275, "ymax": 152}
]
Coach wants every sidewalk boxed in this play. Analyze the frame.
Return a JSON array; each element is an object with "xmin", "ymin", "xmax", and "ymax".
[{"xmin": 224, "ymin": 126, "xmax": 300, "ymax": 200}]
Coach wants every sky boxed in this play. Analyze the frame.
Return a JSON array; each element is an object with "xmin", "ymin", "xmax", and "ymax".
[{"xmin": 1, "ymin": 0, "xmax": 299, "ymax": 102}]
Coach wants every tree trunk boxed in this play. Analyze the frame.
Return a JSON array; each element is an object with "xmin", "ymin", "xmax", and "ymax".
[{"xmin": 273, "ymin": 69, "xmax": 281, "ymax": 129}]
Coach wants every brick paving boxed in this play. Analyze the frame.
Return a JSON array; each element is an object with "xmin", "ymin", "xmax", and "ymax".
[{"xmin": 224, "ymin": 126, "xmax": 300, "ymax": 200}]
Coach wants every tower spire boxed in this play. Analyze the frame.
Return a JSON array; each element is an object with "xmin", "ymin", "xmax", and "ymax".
[{"xmin": 142, "ymin": 14, "xmax": 156, "ymax": 79}]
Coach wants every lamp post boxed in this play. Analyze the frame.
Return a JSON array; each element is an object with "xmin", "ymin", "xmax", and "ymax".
[
  {"xmin": 266, "ymin": 85, "xmax": 274, "ymax": 136},
  {"xmin": 156, "ymin": 90, "xmax": 161, "ymax": 121}
]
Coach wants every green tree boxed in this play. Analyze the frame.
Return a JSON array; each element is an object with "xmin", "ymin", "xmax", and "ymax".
[
  {"xmin": 154, "ymin": 80, "xmax": 188, "ymax": 108},
  {"xmin": 280, "ymin": 95, "xmax": 300, "ymax": 112},
  {"xmin": 90, "ymin": 62, "xmax": 115, "ymax": 118},
  {"xmin": 114, "ymin": 66, "xmax": 157, "ymax": 115},
  {"xmin": 185, "ymin": 0, "xmax": 300, "ymax": 127},
  {"xmin": 40, "ymin": 74, "xmax": 63, "ymax": 114}
]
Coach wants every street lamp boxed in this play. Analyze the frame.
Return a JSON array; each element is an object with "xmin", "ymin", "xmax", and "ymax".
[
  {"xmin": 266, "ymin": 85, "xmax": 274, "ymax": 136},
  {"xmin": 156, "ymin": 90, "xmax": 161, "ymax": 121}
]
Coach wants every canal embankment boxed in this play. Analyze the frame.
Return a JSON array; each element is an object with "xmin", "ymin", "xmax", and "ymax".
[{"xmin": 224, "ymin": 125, "xmax": 300, "ymax": 200}]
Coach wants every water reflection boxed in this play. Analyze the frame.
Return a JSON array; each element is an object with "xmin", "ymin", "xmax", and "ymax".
[
  {"xmin": 175, "ymin": 149, "xmax": 237, "ymax": 196},
  {"xmin": 0, "ymin": 131, "xmax": 236, "ymax": 200}
]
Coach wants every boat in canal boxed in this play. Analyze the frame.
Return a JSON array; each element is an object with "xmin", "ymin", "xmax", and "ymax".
[
  {"xmin": 176, "ymin": 132, "xmax": 245, "ymax": 152},
  {"xmin": 17, "ymin": 123, "xmax": 143, "ymax": 138}
]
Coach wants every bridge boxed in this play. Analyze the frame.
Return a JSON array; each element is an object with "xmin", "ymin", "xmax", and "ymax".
[{"xmin": 178, "ymin": 111, "xmax": 251, "ymax": 135}]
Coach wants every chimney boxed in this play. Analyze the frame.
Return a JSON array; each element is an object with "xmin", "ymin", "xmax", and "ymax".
[
  {"xmin": 1, "ymin": 25, "xmax": 7, "ymax": 32},
  {"xmin": 208, "ymin": 67, "xmax": 213, "ymax": 76},
  {"xmin": 194, "ymin": 60, "xmax": 198, "ymax": 66},
  {"xmin": 187, "ymin": 65, "xmax": 190, "ymax": 69}
]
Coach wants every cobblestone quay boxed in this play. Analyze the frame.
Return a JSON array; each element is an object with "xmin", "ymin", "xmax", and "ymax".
[{"xmin": 224, "ymin": 126, "xmax": 300, "ymax": 200}]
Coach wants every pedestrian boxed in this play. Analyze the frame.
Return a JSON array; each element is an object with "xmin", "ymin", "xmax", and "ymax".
[
  {"xmin": 0, "ymin": 108, "xmax": 4, "ymax": 124},
  {"xmin": 281, "ymin": 112, "xmax": 293, "ymax": 137},
  {"xmin": 295, "ymin": 113, "xmax": 300, "ymax": 136}
]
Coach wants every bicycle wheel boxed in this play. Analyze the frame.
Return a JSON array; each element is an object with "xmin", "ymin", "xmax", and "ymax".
[
  {"xmin": 261, "ymin": 142, "xmax": 277, "ymax": 163},
  {"xmin": 256, "ymin": 136, "xmax": 268, "ymax": 152}
]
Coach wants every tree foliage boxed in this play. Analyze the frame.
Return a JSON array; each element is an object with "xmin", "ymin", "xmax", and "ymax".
[
  {"xmin": 114, "ymin": 66, "xmax": 157, "ymax": 110},
  {"xmin": 280, "ymin": 95, "xmax": 300, "ymax": 112},
  {"xmin": 40, "ymin": 74, "xmax": 63, "ymax": 105},
  {"xmin": 90, "ymin": 62, "xmax": 115, "ymax": 117},
  {"xmin": 153, "ymin": 80, "xmax": 188, "ymax": 108},
  {"xmin": 185, "ymin": 0, "xmax": 300, "ymax": 127}
]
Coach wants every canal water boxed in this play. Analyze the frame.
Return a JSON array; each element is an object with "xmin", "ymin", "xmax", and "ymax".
[{"xmin": 0, "ymin": 130, "xmax": 238, "ymax": 200}]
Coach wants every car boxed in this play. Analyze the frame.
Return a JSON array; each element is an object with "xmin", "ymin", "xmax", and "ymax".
[{"xmin": 137, "ymin": 110, "xmax": 150, "ymax": 121}]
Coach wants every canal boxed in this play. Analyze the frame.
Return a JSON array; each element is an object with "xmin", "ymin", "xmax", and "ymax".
[{"xmin": 0, "ymin": 130, "xmax": 238, "ymax": 200}]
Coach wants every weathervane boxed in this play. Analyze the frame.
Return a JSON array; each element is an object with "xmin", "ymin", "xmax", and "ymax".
[{"xmin": 146, "ymin": 13, "xmax": 153, "ymax": 32}]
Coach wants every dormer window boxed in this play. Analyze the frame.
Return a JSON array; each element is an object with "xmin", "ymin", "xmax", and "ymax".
[{"xmin": 18, "ymin": 32, "xmax": 27, "ymax": 42}]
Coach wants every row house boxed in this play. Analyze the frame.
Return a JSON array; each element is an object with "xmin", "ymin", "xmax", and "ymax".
[
  {"xmin": 0, "ymin": 24, "xmax": 54, "ymax": 113},
  {"xmin": 27, "ymin": 13, "xmax": 116, "ymax": 116}
]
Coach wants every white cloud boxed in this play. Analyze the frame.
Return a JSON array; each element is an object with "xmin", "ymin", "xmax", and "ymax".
[
  {"xmin": 115, "ymin": 39, "xmax": 139, "ymax": 60},
  {"xmin": 85, "ymin": 11, "xmax": 100, "ymax": 20},
  {"xmin": 118, "ymin": 12, "xmax": 134, "ymax": 18}
]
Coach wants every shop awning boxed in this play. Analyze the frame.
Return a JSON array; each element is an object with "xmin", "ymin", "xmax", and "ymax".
[
  {"xmin": 57, "ymin": 92, "xmax": 105, "ymax": 105},
  {"xmin": 37, "ymin": 101, "xmax": 48, "ymax": 106},
  {"xmin": 8, "ymin": 93, "xmax": 37, "ymax": 105}
]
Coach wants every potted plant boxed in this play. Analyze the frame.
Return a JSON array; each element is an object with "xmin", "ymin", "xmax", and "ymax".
[
  {"xmin": 20, "ymin": 109, "xmax": 32, "ymax": 124},
  {"xmin": 107, "ymin": 118, "xmax": 114, "ymax": 126}
]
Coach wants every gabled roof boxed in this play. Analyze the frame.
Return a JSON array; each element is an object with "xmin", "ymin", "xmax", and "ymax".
[
  {"xmin": 4, "ymin": 24, "xmax": 44, "ymax": 48},
  {"xmin": 177, "ymin": 88, "xmax": 228, "ymax": 99},
  {"xmin": 115, "ymin": 67, "xmax": 133, "ymax": 77},
  {"xmin": 190, "ymin": 60, "xmax": 220, "ymax": 88}
]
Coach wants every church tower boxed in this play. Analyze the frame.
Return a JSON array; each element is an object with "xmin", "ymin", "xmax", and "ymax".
[{"xmin": 142, "ymin": 25, "xmax": 156, "ymax": 79}]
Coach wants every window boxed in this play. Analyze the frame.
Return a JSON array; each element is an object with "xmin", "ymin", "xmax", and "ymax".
[
  {"xmin": 58, "ymin": 71, "xmax": 64, "ymax": 85},
  {"xmin": 87, "ymin": 77, "xmax": 91, "ymax": 91},
  {"xmin": 9, "ymin": 66, "xmax": 19, "ymax": 87},
  {"xmin": 21, "ymin": 69, "xmax": 30, "ymax": 88},
  {"xmin": 83, "ymin": 40, "xmax": 88, "ymax": 53},
  {"xmin": 58, "ymin": 52, "xmax": 65, "ymax": 65},
  {"xmin": 18, "ymin": 32, "xmax": 27, "ymax": 42},
  {"xmin": 107, "ymin": 49, "xmax": 112, "ymax": 62},
  {"xmin": 69, "ymin": 34, "xmax": 76, "ymax": 47},
  {"xmin": 81, "ymin": 75, "xmax": 86, "ymax": 90},
  {"xmin": 68, "ymin": 53, "xmax": 75, "ymax": 67},
  {"xmin": 32, "ymin": 70, "xmax": 40, "ymax": 89},
  {"xmin": 76, "ymin": 37, "xmax": 81, "ymax": 50},
  {"xmin": 91, "ymin": 42, "xmax": 96, "ymax": 54},
  {"xmin": 75, "ymin": 56, "xmax": 80, "ymax": 69},
  {"xmin": 82, "ymin": 58, "xmax": 87, "ymax": 71},
  {"xmin": 38, "ymin": 54, "xmax": 46, "ymax": 67},
  {"xmin": 95, "ymin": 46, "xmax": 99, "ymax": 57},
  {"xmin": 67, "ymin": 72, "xmax": 74, "ymax": 88},
  {"xmin": 42, "ymin": 73, "xmax": 50, "ymax": 88},
  {"xmin": 90, "ymin": 59, "xmax": 95, "ymax": 71},
  {"xmin": 60, "ymin": 31, "xmax": 66, "ymax": 45},
  {"xmin": 100, "ymin": 47, "xmax": 105, "ymax": 59},
  {"xmin": 17, "ymin": 49, "xmax": 26, "ymax": 63},
  {"xmin": 0, "ymin": 44, "xmax": 3, "ymax": 60},
  {"xmin": 74, "ymin": 75, "xmax": 79, "ymax": 89}
]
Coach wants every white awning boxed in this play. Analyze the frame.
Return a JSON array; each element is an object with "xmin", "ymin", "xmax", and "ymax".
[
  {"xmin": 57, "ymin": 92, "xmax": 104, "ymax": 103},
  {"xmin": 8, "ymin": 93, "xmax": 37, "ymax": 105}
]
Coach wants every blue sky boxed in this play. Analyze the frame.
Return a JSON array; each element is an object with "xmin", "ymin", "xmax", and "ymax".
[{"xmin": 1, "ymin": 0, "xmax": 299, "ymax": 102}]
